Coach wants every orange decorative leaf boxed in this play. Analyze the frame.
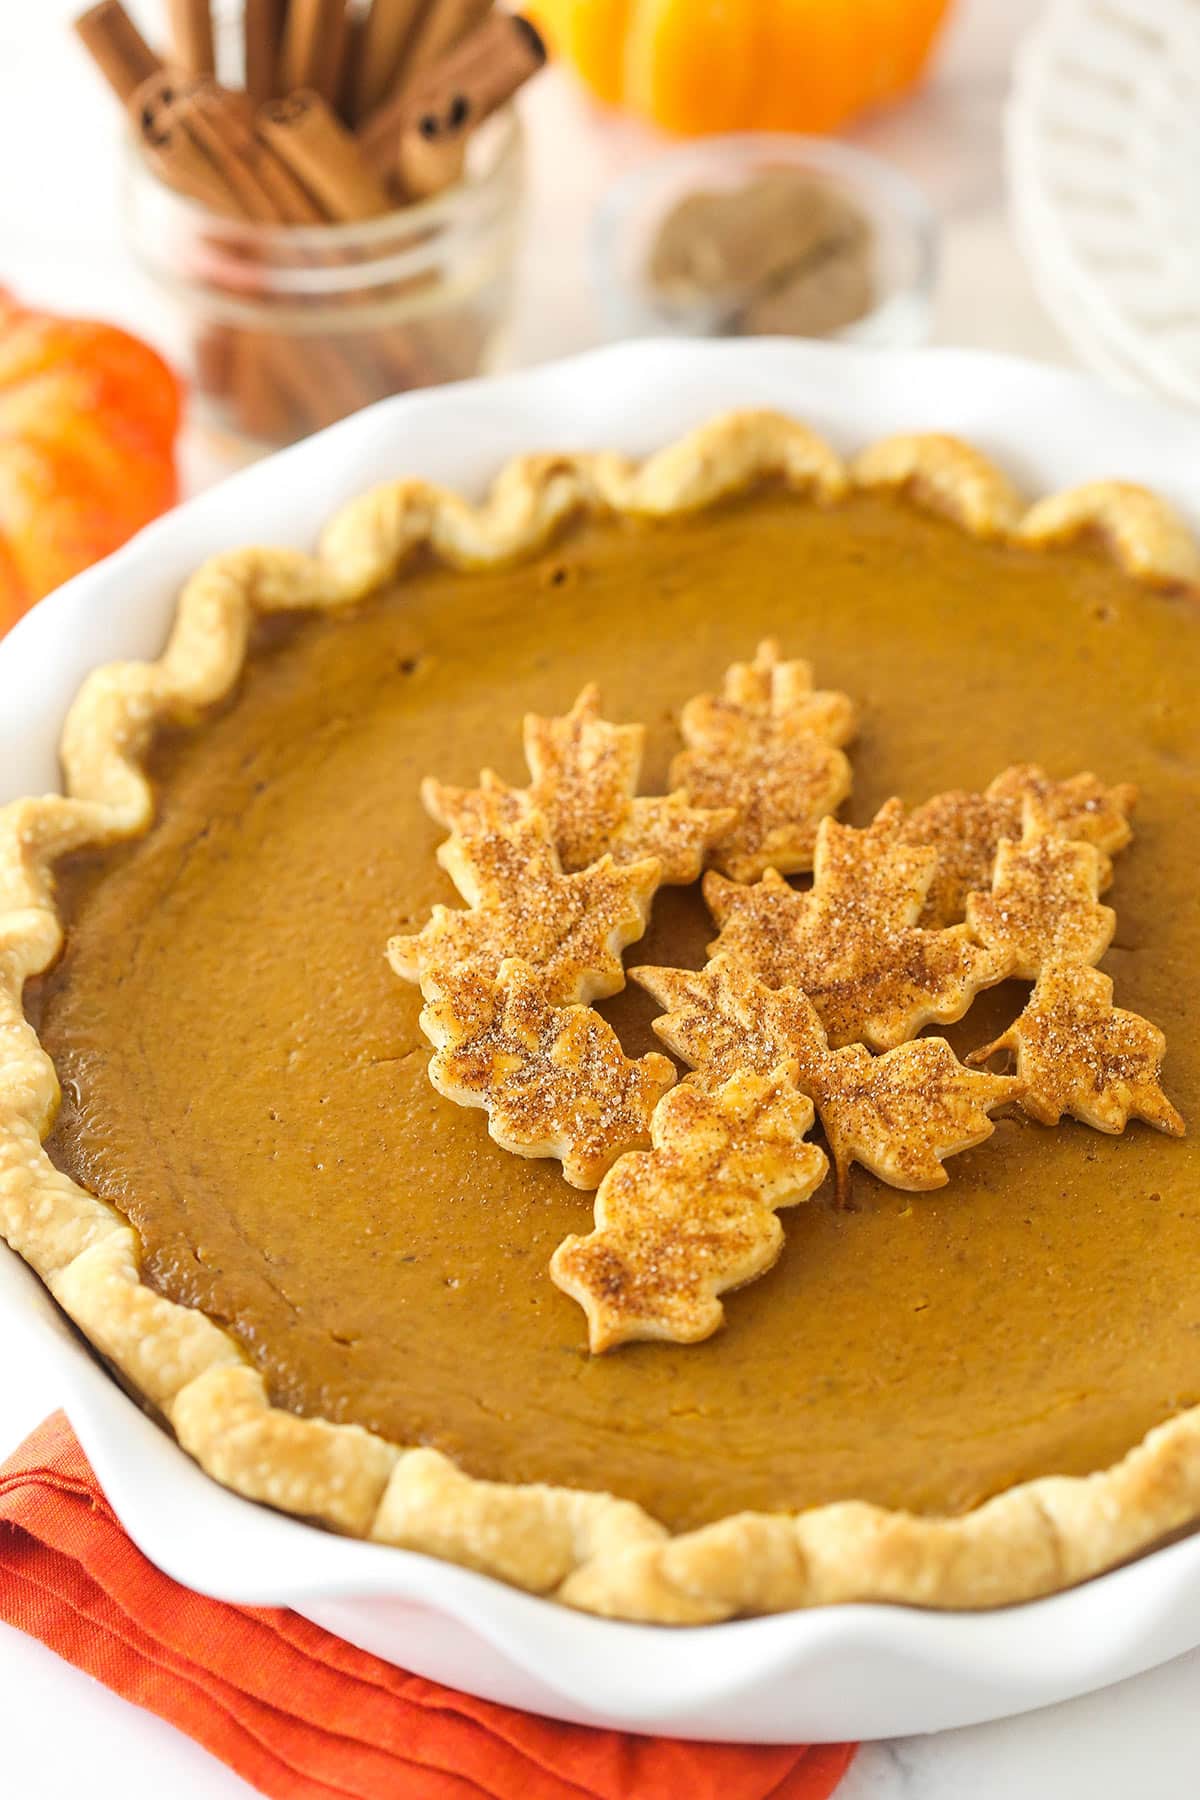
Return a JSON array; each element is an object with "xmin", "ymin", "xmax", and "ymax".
[
  {"xmin": 550, "ymin": 1066, "xmax": 827, "ymax": 1351},
  {"xmin": 671, "ymin": 639, "xmax": 856, "ymax": 882},
  {"xmin": 420, "ymin": 957, "xmax": 676, "ymax": 1188},
  {"xmin": 705, "ymin": 804, "xmax": 1008, "ymax": 1049},
  {"xmin": 970, "ymin": 961, "xmax": 1184, "ymax": 1137}
]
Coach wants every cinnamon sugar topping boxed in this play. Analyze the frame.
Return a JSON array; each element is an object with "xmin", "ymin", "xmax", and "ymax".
[
  {"xmin": 671, "ymin": 638, "xmax": 856, "ymax": 882},
  {"xmin": 637, "ymin": 954, "xmax": 1021, "ymax": 1199},
  {"xmin": 894, "ymin": 765, "xmax": 1136, "ymax": 927},
  {"xmin": 969, "ymin": 961, "xmax": 1184, "ymax": 1138},
  {"xmin": 549, "ymin": 1067, "xmax": 827, "ymax": 1350},
  {"xmin": 388, "ymin": 803, "xmax": 661, "ymax": 1004},
  {"xmin": 966, "ymin": 818, "xmax": 1115, "ymax": 979},
  {"xmin": 705, "ymin": 804, "xmax": 1009, "ymax": 1049},
  {"xmin": 424, "ymin": 683, "xmax": 734, "ymax": 884},
  {"xmin": 391, "ymin": 649, "xmax": 1176, "ymax": 1354},
  {"xmin": 421, "ymin": 957, "xmax": 676, "ymax": 1188}
]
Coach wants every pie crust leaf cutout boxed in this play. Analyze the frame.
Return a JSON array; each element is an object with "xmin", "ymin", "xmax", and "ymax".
[
  {"xmin": 420, "ymin": 957, "xmax": 676, "ymax": 1189},
  {"xmin": 895, "ymin": 765, "xmax": 1137, "ymax": 929},
  {"xmin": 550, "ymin": 1066, "xmax": 828, "ymax": 1352},
  {"xmin": 965, "ymin": 822, "xmax": 1115, "ymax": 981},
  {"xmin": 987, "ymin": 766, "xmax": 1136, "ymax": 859},
  {"xmin": 704, "ymin": 805, "xmax": 1010, "ymax": 1049},
  {"xmin": 388, "ymin": 808, "xmax": 662, "ymax": 1005},
  {"xmin": 636, "ymin": 954, "xmax": 1022, "ymax": 1198},
  {"xmin": 969, "ymin": 961, "xmax": 1185, "ymax": 1137},
  {"xmin": 812, "ymin": 1037, "xmax": 1022, "ymax": 1198},
  {"xmin": 424, "ymin": 685, "xmax": 734, "ymax": 884},
  {"xmin": 670, "ymin": 639, "xmax": 856, "ymax": 882}
]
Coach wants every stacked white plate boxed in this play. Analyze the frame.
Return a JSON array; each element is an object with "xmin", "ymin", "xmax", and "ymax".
[{"xmin": 1007, "ymin": 0, "xmax": 1200, "ymax": 405}]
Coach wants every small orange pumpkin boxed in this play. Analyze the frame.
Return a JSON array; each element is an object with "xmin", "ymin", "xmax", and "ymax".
[
  {"xmin": 529, "ymin": 0, "xmax": 953, "ymax": 136},
  {"xmin": 0, "ymin": 292, "xmax": 183, "ymax": 634}
]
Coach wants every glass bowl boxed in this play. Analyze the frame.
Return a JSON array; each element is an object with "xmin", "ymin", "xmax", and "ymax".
[{"xmin": 591, "ymin": 133, "xmax": 938, "ymax": 349}]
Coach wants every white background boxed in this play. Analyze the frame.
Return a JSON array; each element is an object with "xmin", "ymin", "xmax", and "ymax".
[{"xmin": 1, "ymin": 2, "xmax": 1198, "ymax": 1795}]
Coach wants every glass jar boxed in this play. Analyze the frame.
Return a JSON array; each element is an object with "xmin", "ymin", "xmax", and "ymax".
[
  {"xmin": 592, "ymin": 133, "xmax": 937, "ymax": 350},
  {"xmin": 122, "ymin": 110, "xmax": 523, "ymax": 449}
]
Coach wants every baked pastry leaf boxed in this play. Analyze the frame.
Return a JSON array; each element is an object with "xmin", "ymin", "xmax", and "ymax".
[
  {"xmin": 969, "ymin": 960, "xmax": 1185, "ymax": 1137},
  {"xmin": 966, "ymin": 816, "xmax": 1115, "ymax": 980},
  {"xmin": 420, "ymin": 956, "xmax": 676, "ymax": 1188},
  {"xmin": 550, "ymin": 1065, "xmax": 827, "ymax": 1351},
  {"xmin": 637, "ymin": 953, "xmax": 1021, "ymax": 1197},
  {"xmin": 705, "ymin": 803, "xmax": 1009, "ymax": 1049},
  {"xmin": 670, "ymin": 639, "xmax": 856, "ymax": 882},
  {"xmin": 895, "ymin": 764, "xmax": 1136, "ymax": 928},
  {"xmin": 388, "ymin": 803, "xmax": 661, "ymax": 1005},
  {"xmin": 424, "ymin": 684, "xmax": 734, "ymax": 884}
]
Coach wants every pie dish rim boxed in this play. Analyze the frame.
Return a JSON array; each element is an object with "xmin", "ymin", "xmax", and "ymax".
[{"xmin": 1, "ymin": 401, "xmax": 1198, "ymax": 1625}]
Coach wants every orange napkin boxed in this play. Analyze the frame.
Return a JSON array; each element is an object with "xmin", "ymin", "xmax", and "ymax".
[{"xmin": 0, "ymin": 1414, "xmax": 855, "ymax": 1800}]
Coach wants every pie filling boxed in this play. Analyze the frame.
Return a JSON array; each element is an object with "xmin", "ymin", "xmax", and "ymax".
[{"xmin": 28, "ymin": 489, "xmax": 1200, "ymax": 1535}]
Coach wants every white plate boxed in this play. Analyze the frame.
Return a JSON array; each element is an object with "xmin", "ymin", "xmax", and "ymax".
[
  {"xmin": 1006, "ymin": 0, "xmax": 1200, "ymax": 406},
  {"xmin": 3, "ymin": 339, "xmax": 1200, "ymax": 1744}
]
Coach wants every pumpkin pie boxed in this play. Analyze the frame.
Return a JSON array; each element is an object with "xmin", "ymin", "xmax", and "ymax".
[{"xmin": 2, "ymin": 410, "xmax": 1199, "ymax": 1624}]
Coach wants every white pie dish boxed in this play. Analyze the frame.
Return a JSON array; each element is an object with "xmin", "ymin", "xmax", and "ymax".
[{"xmin": 2, "ymin": 337, "xmax": 1200, "ymax": 1743}]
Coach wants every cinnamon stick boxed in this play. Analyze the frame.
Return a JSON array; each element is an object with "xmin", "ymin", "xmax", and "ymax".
[
  {"xmin": 229, "ymin": 330, "xmax": 296, "ymax": 440},
  {"xmin": 351, "ymin": 0, "xmax": 425, "ymax": 122},
  {"xmin": 256, "ymin": 332, "xmax": 378, "ymax": 432},
  {"xmin": 129, "ymin": 72, "xmax": 241, "ymax": 213},
  {"xmin": 338, "ymin": 9, "xmax": 367, "ymax": 122},
  {"xmin": 277, "ymin": 0, "xmax": 352, "ymax": 107},
  {"xmin": 259, "ymin": 91, "xmax": 443, "ymax": 401},
  {"xmin": 361, "ymin": 11, "xmax": 545, "ymax": 191},
  {"xmin": 74, "ymin": 1, "xmax": 162, "ymax": 104},
  {"xmin": 244, "ymin": 0, "xmax": 286, "ymax": 105},
  {"xmin": 257, "ymin": 90, "xmax": 392, "ymax": 219},
  {"xmin": 404, "ymin": 0, "xmax": 491, "ymax": 82},
  {"xmin": 184, "ymin": 83, "xmax": 325, "ymax": 223},
  {"xmin": 167, "ymin": 0, "xmax": 216, "ymax": 77},
  {"xmin": 396, "ymin": 130, "xmax": 465, "ymax": 201},
  {"xmin": 195, "ymin": 323, "xmax": 236, "ymax": 399},
  {"xmin": 410, "ymin": 12, "xmax": 544, "ymax": 140}
]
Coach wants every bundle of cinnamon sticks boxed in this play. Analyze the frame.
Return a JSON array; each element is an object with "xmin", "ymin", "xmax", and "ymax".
[{"xmin": 74, "ymin": 1, "xmax": 546, "ymax": 440}]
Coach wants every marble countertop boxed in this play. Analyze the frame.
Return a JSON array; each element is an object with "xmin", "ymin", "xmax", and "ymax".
[{"xmin": 1, "ymin": 1, "xmax": 1198, "ymax": 1794}]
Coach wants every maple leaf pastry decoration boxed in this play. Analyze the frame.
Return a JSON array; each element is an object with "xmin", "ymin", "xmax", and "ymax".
[
  {"xmin": 969, "ymin": 961, "xmax": 1185, "ymax": 1138},
  {"xmin": 388, "ymin": 799, "xmax": 661, "ymax": 1005},
  {"xmin": 549, "ymin": 1066, "xmax": 828, "ymax": 1351},
  {"xmin": 419, "ymin": 957, "xmax": 676, "ymax": 1189},
  {"xmin": 704, "ymin": 802, "xmax": 1010, "ymax": 1050},
  {"xmin": 892, "ymin": 765, "xmax": 1137, "ymax": 928},
  {"xmin": 670, "ymin": 638, "xmax": 857, "ymax": 882},
  {"xmin": 635, "ymin": 954, "xmax": 1021, "ymax": 1199},
  {"xmin": 423, "ymin": 683, "xmax": 735, "ymax": 884},
  {"xmin": 965, "ymin": 812, "xmax": 1115, "ymax": 980}
]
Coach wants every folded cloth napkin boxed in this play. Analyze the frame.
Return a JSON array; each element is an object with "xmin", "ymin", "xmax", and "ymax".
[{"xmin": 0, "ymin": 1414, "xmax": 855, "ymax": 1800}]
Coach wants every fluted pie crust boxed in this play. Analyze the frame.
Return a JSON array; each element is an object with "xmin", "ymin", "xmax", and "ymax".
[{"xmin": 2, "ymin": 411, "xmax": 1199, "ymax": 1625}]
